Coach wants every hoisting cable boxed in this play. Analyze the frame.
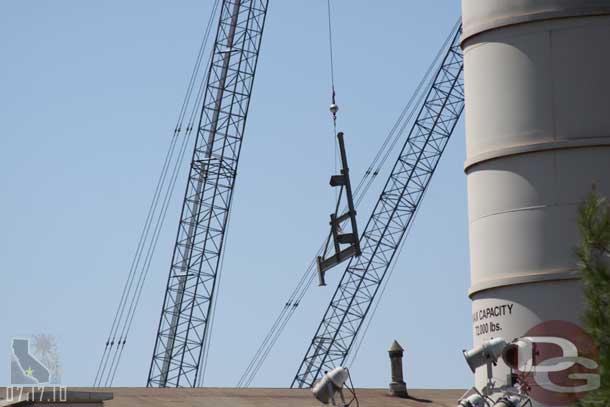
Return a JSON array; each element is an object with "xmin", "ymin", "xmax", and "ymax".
[
  {"xmin": 105, "ymin": 56, "xmax": 214, "ymax": 388},
  {"xmin": 236, "ymin": 20, "xmax": 458, "ymax": 387},
  {"xmin": 93, "ymin": 0, "xmax": 221, "ymax": 387},
  {"xmin": 325, "ymin": 0, "xmax": 342, "ymax": 207},
  {"xmin": 316, "ymin": 0, "xmax": 364, "ymax": 285},
  {"xmin": 104, "ymin": 36, "xmax": 219, "ymax": 385},
  {"xmin": 327, "ymin": 0, "xmax": 338, "ymax": 133}
]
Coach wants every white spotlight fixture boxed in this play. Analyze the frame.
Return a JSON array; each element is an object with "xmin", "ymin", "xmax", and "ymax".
[
  {"xmin": 463, "ymin": 338, "xmax": 508, "ymax": 372},
  {"xmin": 458, "ymin": 338, "xmax": 533, "ymax": 407},
  {"xmin": 457, "ymin": 393, "xmax": 487, "ymax": 407},
  {"xmin": 502, "ymin": 338, "xmax": 535, "ymax": 371},
  {"xmin": 492, "ymin": 394, "xmax": 527, "ymax": 407},
  {"xmin": 462, "ymin": 338, "xmax": 511, "ymax": 395},
  {"xmin": 312, "ymin": 367, "xmax": 358, "ymax": 407}
]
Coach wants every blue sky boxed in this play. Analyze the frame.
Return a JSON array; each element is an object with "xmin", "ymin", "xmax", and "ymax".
[{"xmin": 0, "ymin": 1, "xmax": 470, "ymax": 388}]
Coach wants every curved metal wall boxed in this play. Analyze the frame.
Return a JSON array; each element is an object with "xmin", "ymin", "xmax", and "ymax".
[
  {"xmin": 462, "ymin": 2, "xmax": 610, "ymax": 405},
  {"xmin": 462, "ymin": 0, "xmax": 610, "ymax": 41}
]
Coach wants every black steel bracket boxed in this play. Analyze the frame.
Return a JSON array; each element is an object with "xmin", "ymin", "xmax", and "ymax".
[{"xmin": 317, "ymin": 132, "xmax": 361, "ymax": 286}]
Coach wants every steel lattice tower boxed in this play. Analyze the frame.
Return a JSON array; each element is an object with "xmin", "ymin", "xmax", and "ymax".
[
  {"xmin": 292, "ymin": 26, "xmax": 464, "ymax": 389},
  {"xmin": 147, "ymin": 0, "xmax": 269, "ymax": 388}
]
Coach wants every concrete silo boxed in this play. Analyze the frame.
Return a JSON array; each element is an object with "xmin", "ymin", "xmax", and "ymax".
[{"xmin": 461, "ymin": 1, "xmax": 610, "ymax": 405}]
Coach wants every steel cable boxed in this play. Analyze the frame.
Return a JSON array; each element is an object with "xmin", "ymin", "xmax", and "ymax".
[
  {"xmin": 235, "ymin": 23, "xmax": 455, "ymax": 385},
  {"xmin": 94, "ymin": 0, "xmax": 221, "ymax": 387},
  {"xmin": 105, "ymin": 54, "xmax": 215, "ymax": 386}
]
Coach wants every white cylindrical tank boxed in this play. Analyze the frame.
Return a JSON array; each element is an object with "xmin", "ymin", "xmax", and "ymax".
[{"xmin": 462, "ymin": 1, "xmax": 610, "ymax": 406}]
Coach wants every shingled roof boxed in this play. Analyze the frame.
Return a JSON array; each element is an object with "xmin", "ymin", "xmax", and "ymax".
[{"xmin": 1, "ymin": 388, "xmax": 465, "ymax": 407}]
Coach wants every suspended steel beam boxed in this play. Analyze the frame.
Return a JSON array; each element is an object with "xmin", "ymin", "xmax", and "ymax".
[
  {"xmin": 317, "ymin": 132, "xmax": 362, "ymax": 286},
  {"xmin": 291, "ymin": 24, "xmax": 465, "ymax": 389}
]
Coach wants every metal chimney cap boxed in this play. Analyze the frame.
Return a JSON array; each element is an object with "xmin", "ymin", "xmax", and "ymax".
[{"xmin": 388, "ymin": 340, "xmax": 404, "ymax": 353}]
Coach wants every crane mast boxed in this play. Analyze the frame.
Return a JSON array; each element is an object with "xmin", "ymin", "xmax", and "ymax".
[
  {"xmin": 292, "ymin": 25, "xmax": 464, "ymax": 389},
  {"xmin": 147, "ymin": 0, "xmax": 269, "ymax": 388}
]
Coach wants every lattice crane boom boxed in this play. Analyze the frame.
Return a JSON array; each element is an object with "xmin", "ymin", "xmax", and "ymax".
[
  {"xmin": 291, "ymin": 25, "xmax": 465, "ymax": 389},
  {"xmin": 147, "ymin": 0, "xmax": 269, "ymax": 388}
]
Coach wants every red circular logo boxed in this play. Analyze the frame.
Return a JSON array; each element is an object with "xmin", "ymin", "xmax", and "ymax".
[{"xmin": 513, "ymin": 320, "xmax": 599, "ymax": 406}]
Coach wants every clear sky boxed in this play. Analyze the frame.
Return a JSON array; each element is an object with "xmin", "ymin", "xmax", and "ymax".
[{"xmin": 0, "ymin": 1, "xmax": 470, "ymax": 389}]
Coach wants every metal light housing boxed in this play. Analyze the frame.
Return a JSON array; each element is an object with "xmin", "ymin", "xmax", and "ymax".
[{"xmin": 463, "ymin": 338, "xmax": 508, "ymax": 372}]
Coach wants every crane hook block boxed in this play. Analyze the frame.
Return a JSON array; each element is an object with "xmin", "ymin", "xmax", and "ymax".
[{"xmin": 317, "ymin": 132, "xmax": 361, "ymax": 286}]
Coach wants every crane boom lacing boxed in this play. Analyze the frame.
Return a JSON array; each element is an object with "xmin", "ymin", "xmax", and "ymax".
[
  {"xmin": 147, "ymin": 0, "xmax": 269, "ymax": 388},
  {"xmin": 292, "ymin": 23, "xmax": 464, "ymax": 389}
]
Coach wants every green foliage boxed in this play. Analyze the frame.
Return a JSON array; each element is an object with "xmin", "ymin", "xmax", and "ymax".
[{"xmin": 576, "ymin": 192, "xmax": 610, "ymax": 406}]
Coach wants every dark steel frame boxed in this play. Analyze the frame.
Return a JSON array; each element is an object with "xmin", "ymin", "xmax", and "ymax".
[
  {"xmin": 147, "ymin": 0, "xmax": 269, "ymax": 388},
  {"xmin": 292, "ymin": 26, "xmax": 465, "ymax": 389},
  {"xmin": 317, "ymin": 132, "xmax": 362, "ymax": 286}
]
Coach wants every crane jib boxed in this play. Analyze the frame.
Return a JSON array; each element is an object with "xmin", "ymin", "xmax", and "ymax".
[
  {"xmin": 147, "ymin": 0, "xmax": 270, "ymax": 388},
  {"xmin": 291, "ymin": 23, "xmax": 465, "ymax": 389}
]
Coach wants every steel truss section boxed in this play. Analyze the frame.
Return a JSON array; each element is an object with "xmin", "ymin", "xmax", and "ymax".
[
  {"xmin": 292, "ymin": 26, "xmax": 465, "ymax": 389},
  {"xmin": 147, "ymin": 0, "xmax": 269, "ymax": 388},
  {"xmin": 317, "ymin": 132, "xmax": 362, "ymax": 286}
]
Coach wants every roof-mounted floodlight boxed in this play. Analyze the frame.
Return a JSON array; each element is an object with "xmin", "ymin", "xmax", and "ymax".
[
  {"xmin": 457, "ymin": 393, "xmax": 487, "ymax": 407},
  {"xmin": 463, "ymin": 338, "xmax": 508, "ymax": 373},
  {"xmin": 502, "ymin": 338, "xmax": 535, "ymax": 371},
  {"xmin": 312, "ymin": 367, "xmax": 358, "ymax": 407},
  {"xmin": 459, "ymin": 338, "xmax": 533, "ymax": 407},
  {"xmin": 492, "ymin": 394, "xmax": 527, "ymax": 407}
]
